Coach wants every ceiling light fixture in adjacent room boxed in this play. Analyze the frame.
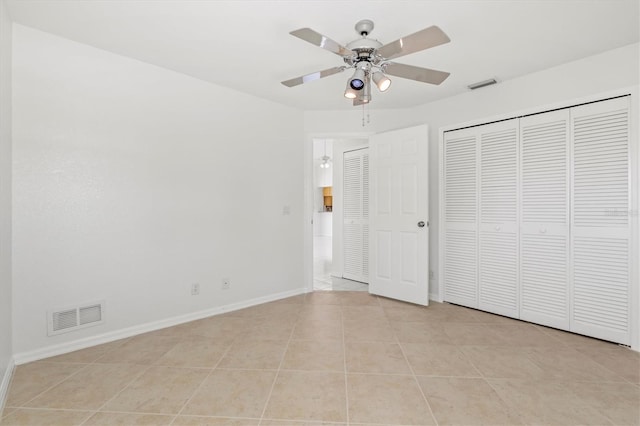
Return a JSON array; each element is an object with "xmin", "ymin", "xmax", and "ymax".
[{"xmin": 319, "ymin": 140, "xmax": 332, "ymax": 169}]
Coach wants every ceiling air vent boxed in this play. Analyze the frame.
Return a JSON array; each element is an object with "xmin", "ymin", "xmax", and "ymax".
[
  {"xmin": 468, "ymin": 78, "xmax": 497, "ymax": 90},
  {"xmin": 48, "ymin": 301, "xmax": 105, "ymax": 336}
]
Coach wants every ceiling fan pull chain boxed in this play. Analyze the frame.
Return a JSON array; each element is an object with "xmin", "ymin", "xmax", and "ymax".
[{"xmin": 362, "ymin": 104, "xmax": 365, "ymax": 127}]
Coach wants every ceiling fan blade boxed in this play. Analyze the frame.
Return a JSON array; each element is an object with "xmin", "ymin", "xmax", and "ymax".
[
  {"xmin": 290, "ymin": 28, "xmax": 353, "ymax": 57},
  {"xmin": 384, "ymin": 62, "xmax": 450, "ymax": 85},
  {"xmin": 377, "ymin": 25, "xmax": 450, "ymax": 60},
  {"xmin": 281, "ymin": 66, "xmax": 346, "ymax": 87}
]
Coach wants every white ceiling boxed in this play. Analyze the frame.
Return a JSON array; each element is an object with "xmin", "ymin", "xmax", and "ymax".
[{"xmin": 6, "ymin": 0, "xmax": 639, "ymax": 110}]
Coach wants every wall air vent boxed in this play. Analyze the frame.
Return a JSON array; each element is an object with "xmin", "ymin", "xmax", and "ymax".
[
  {"xmin": 468, "ymin": 78, "xmax": 498, "ymax": 90},
  {"xmin": 48, "ymin": 301, "xmax": 105, "ymax": 336}
]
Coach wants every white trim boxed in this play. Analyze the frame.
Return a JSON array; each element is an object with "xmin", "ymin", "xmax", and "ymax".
[
  {"xmin": 437, "ymin": 126, "xmax": 446, "ymax": 304},
  {"xmin": 13, "ymin": 287, "xmax": 307, "ymax": 365},
  {"xmin": 0, "ymin": 357, "xmax": 15, "ymax": 415},
  {"xmin": 629, "ymin": 87, "xmax": 639, "ymax": 351}
]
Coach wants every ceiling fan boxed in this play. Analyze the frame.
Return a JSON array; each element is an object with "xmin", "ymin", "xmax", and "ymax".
[{"xmin": 281, "ymin": 19, "xmax": 451, "ymax": 106}]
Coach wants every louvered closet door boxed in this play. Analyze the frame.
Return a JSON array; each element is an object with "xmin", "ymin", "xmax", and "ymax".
[
  {"xmin": 343, "ymin": 149, "xmax": 369, "ymax": 283},
  {"xmin": 520, "ymin": 110, "xmax": 571, "ymax": 329},
  {"xmin": 478, "ymin": 120, "xmax": 519, "ymax": 318},
  {"xmin": 443, "ymin": 127, "xmax": 478, "ymax": 308},
  {"xmin": 570, "ymin": 97, "xmax": 631, "ymax": 345}
]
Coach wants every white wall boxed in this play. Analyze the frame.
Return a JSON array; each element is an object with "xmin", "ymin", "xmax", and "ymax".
[
  {"xmin": 0, "ymin": 0, "xmax": 13, "ymax": 395},
  {"xmin": 12, "ymin": 25, "xmax": 305, "ymax": 357},
  {"xmin": 305, "ymin": 43, "xmax": 639, "ymax": 300}
]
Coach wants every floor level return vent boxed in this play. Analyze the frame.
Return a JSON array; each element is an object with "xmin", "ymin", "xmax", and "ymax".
[{"xmin": 47, "ymin": 301, "xmax": 105, "ymax": 336}]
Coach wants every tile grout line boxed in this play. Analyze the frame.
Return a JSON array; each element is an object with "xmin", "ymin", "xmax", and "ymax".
[
  {"xmin": 4, "ymin": 337, "xmax": 129, "ymax": 419},
  {"xmin": 342, "ymin": 301, "xmax": 350, "ymax": 426},
  {"xmin": 78, "ymin": 333, "xmax": 208, "ymax": 423},
  {"xmin": 256, "ymin": 304, "xmax": 299, "ymax": 426},
  {"xmin": 458, "ymin": 333, "xmax": 573, "ymax": 425},
  {"xmin": 8, "ymin": 362, "xmax": 94, "ymax": 410},
  {"xmin": 19, "ymin": 338, "xmax": 133, "ymax": 423},
  {"xmin": 0, "ymin": 361, "xmax": 17, "ymax": 420},
  {"xmin": 77, "ymin": 363, "xmax": 153, "ymax": 426},
  {"xmin": 167, "ymin": 340, "xmax": 238, "ymax": 426},
  {"xmin": 387, "ymin": 303, "xmax": 440, "ymax": 426}
]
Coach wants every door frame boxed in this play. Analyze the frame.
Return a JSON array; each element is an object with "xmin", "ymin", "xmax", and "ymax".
[{"xmin": 304, "ymin": 132, "xmax": 372, "ymax": 293}]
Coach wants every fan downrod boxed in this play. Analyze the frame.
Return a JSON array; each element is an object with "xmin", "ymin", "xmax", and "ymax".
[{"xmin": 355, "ymin": 19, "xmax": 374, "ymax": 36}]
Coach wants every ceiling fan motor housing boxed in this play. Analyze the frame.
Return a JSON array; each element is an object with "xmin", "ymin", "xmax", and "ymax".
[{"xmin": 345, "ymin": 41, "xmax": 383, "ymax": 66}]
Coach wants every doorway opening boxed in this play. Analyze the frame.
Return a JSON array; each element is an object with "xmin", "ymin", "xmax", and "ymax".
[{"xmin": 312, "ymin": 138, "xmax": 368, "ymax": 292}]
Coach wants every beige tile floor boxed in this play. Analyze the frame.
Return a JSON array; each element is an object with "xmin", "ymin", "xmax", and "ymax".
[{"xmin": 1, "ymin": 292, "xmax": 639, "ymax": 425}]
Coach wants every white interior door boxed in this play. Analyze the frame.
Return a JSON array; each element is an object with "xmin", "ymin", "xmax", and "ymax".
[{"xmin": 369, "ymin": 125, "xmax": 429, "ymax": 305}]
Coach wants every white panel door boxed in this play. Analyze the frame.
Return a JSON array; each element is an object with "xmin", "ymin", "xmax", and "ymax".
[
  {"xmin": 570, "ymin": 96, "xmax": 631, "ymax": 345},
  {"xmin": 478, "ymin": 119, "xmax": 519, "ymax": 318},
  {"xmin": 369, "ymin": 125, "xmax": 429, "ymax": 305},
  {"xmin": 520, "ymin": 109, "xmax": 571, "ymax": 329},
  {"xmin": 443, "ymin": 127, "xmax": 478, "ymax": 308},
  {"xmin": 343, "ymin": 149, "xmax": 369, "ymax": 283}
]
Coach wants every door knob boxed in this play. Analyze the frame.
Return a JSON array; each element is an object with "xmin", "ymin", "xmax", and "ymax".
[{"xmin": 418, "ymin": 221, "xmax": 425, "ymax": 228}]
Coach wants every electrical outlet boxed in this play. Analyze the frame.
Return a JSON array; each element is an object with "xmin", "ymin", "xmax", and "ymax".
[
  {"xmin": 191, "ymin": 283, "xmax": 200, "ymax": 296},
  {"xmin": 221, "ymin": 278, "xmax": 231, "ymax": 290}
]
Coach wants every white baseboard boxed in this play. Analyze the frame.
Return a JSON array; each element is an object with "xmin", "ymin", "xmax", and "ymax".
[
  {"xmin": 0, "ymin": 357, "xmax": 15, "ymax": 415},
  {"xmin": 13, "ymin": 287, "xmax": 308, "ymax": 365}
]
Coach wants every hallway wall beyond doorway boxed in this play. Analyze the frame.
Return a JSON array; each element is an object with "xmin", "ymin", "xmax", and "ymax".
[{"xmin": 313, "ymin": 234, "xmax": 367, "ymax": 291}]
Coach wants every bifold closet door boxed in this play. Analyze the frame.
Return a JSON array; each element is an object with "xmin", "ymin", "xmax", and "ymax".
[
  {"xmin": 443, "ymin": 128, "xmax": 478, "ymax": 307},
  {"xmin": 520, "ymin": 110, "xmax": 571, "ymax": 330},
  {"xmin": 443, "ymin": 120, "xmax": 520, "ymax": 314},
  {"xmin": 478, "ymin": 120, "xmax": 519, "ymax": 318},
  {"xmin": 570, "ymin": 97, "xmax": 631, "ymax": 345},
  {"xmin": 343, "ymin": 149, "xmax": 370, "ymax": 283}
]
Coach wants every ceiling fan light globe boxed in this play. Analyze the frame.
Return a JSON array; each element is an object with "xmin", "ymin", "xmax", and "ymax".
[
  {"xmin": 372, "ymin": 71, "xmax": 392, "ymax": 91},
  {"xmin": 349, "ymin": 68, "xmax": 366, "ymax": 90},
  {"xmin": 350, "ymin": 78, "xmax": 365, "ymax": 90},
  {"xmin": 344, "ymin": 80, "xmax": 359, "ymax": 98}
]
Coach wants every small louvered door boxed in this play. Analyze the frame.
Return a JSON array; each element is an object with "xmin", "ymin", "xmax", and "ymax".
[
  {"xmin": 443, "ymin": 127, "xmax": 478, "ymax": 308},
  {"xmin": 570, "ymin": 97, "xmax": 631, "ymax": 345},
  {"xmin": 478, "ymin": 119, "xmax": 519, "ymax": 318},
  {"xmin": 369, "ymin": 125, "xmax": 429, "ymax": 305},
  {"xmin": 343, "ymin": 148, "xmax": 369, "ymax": 283},
  {"xmin": 520, "ymin": 110, "xmax": 571, "ymax": 329}
]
